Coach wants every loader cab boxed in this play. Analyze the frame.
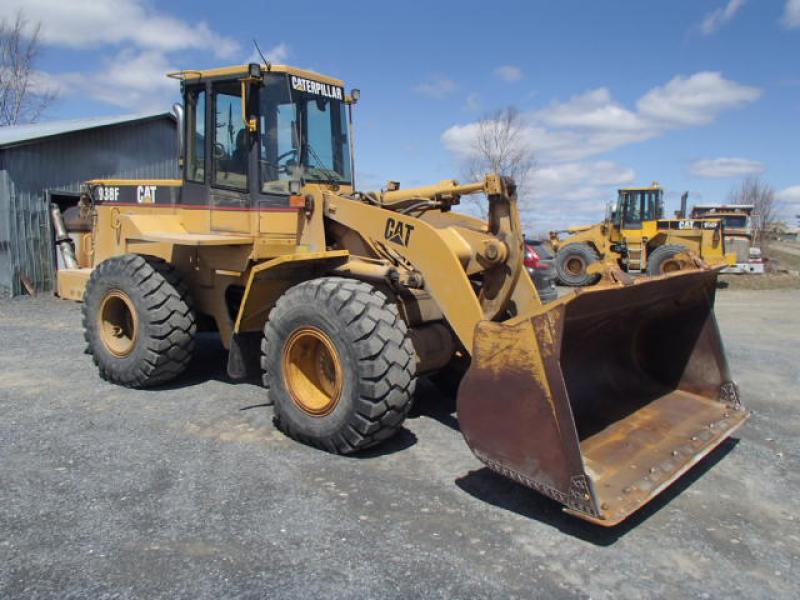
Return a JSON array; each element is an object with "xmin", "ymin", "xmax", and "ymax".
[
  {"xmin": 614, "ymin": 186, "xmax": 664, "ymax": 233},
  {"xmin": 176, "ymin": 64, "xmax": 353, "ymax": 220}
]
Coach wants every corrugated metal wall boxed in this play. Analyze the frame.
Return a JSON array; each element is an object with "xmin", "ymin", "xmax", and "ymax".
[
  {"xmin": 0, "ymin": 172, "xmax": 13, "ymax": 297},
  {"xmin": 0, "ymin": 172, "xmax": 54, "ymax": 296},
  {"xmin": 0, "ymin": 116, "xmax": 177, "ymax": 296}
]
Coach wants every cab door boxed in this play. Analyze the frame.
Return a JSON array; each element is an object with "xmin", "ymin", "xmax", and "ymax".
[
  {"xmin": 209, "ymin": 81, "xmax": 252, "ymax": 233},
  {"xmin": 620, "ymin": 191, "xmax": 644, "ymax": 243},
  {"xmin": 182, "ymin": 84, "xmax": 211, "ymax": 231}
]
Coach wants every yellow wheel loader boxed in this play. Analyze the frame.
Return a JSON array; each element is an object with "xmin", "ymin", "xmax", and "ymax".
[
  {"xmin": 53, "ymin": 63, "xmax": 748, "ymax": 526},
  {"xmin": 550, "ymin": 186, "xmax": 736, "ymax": 287}
]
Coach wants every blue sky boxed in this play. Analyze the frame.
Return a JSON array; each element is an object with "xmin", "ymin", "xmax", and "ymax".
[{"xmin": 5, "ymin": 0, "xmax": 800, "ymax": 231}]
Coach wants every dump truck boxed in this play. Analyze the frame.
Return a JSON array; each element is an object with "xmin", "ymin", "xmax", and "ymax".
[
  {"xmin": 690, "ymin": 204, "xmax": 763, "ymax": 274},
  {"xmin": 550, "ymin": 185, "xmax": 736, "ymax": 286},
  {"xmin": 53, "ymin": 63, "xmax": 748, "ymax": 526}
]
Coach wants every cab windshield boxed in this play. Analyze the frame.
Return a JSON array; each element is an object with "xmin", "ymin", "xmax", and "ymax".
[
  {"xmin": 617, "ymin": 189, "xmax": 663, "ymax": 228},
  {"xmin": 259, "ymin": 73, "xmax": 352, "ymax": 194},
  {"xmin": 722, "ymin": 215, "xmax": 748, "ymax": 229}
]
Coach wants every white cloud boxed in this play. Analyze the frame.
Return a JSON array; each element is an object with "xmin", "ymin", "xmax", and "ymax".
[
  {"xmin": 536, "ymin": 88, "xmax": 646, "ymax": 131},
  {"xmin": 443, "ymin": 71, "xmax": 760, "ymax": 164},
  {"xmin": 55, "ymin": 49, "xmax": 179, "ymax": 112},
  {"xmin": 783, "ymin": 0, "xmax": 800, "ymax": 28},
  {"xmin": 530, "ymin": 161, "xmax": 634, "ymax": 198},
  {"xmin": 777, "ymin": 186, "xmax": 800, "ymax": 202},
  {"xmin": 700, "ymin": 0, "xmax": 747, "ymax": 35},
  {"xmin": 464, "ymin": 92, "xmax": 481, "ymax": 112},
  {"xmin": 515, "ymin": 161, "xmax": 635, "ymax": 232},
  {"xmin": 0, "ymin": 2, "xmax": 292, "ymax": 112},
  {"xmin": 690, "ymin": 158, "xmax": 766, "ymax": 178},
  {"xmin": 493, "ymin": 65, "xmax": 523, "ymax": 83},
  {"xmin": 777, "ymin": 185, "xmax": 800, "ymax": 220},
  {"xmin": 1, "ymin": 0, "xmax": 240, "ymax": 58},
  {"xmin": 636, "ymin": 72, "xmax": 761, "ymax": 127},
  {"xmin": 443, "ymin": 71, "xmax": 761, "ymax": 229},
  {"xmin": 413, "ymin": 77, "xmax": 457, "ymax": 99}
]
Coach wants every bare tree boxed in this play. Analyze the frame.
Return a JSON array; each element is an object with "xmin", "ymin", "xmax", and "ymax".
[
  {"xmin": 728, "ymin": 176, "xmax": 778, "ymax": 246},
  {"xmin": 460, "ymin": 107, "xmax": 534, "ymax": 219},
  {"xmin": 0, "ymin": 12, "xmax": 56, "ymax": 126}
]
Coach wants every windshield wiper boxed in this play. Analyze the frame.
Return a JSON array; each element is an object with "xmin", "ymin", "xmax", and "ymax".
[{"xmin": 303, "ymin": 143, "xmax": 340, "ymax": 184}]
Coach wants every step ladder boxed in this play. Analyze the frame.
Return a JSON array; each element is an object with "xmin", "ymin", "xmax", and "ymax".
[{"xmin": 626, "ymin": 241, "xmax": 645, "ymax": 273}]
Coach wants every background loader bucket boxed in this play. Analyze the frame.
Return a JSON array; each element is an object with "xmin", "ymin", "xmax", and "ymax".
[{"xmin": 457, "ymin": 269, "xmax": 749, "ymax": 526}]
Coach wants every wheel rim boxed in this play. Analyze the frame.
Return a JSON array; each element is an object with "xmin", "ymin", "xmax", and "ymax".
[
  {"xmin": 98, "ymin": 290, "xmax": 138, "ymax": 357},
  {"xmin": 282, "ymin": 327, "xmax": 343, "ymax": 417},
  {"xmin": 566, "ymin": 256, "xmax": 585, "ymax": 276},
  {"xmin": 661, "ymin": 258, "xmax": 683, "ymax": 273}
]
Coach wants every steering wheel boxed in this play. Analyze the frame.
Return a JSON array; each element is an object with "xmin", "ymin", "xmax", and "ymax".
[
  {"xmin": 276, "ymin": 148, "xmax": 298, "ymax": 163},
  {"xmin": 261, "ymin": 148, "xmax": 299, "ymax": 175},
  {"xmin": 213, "ymin": 142, "xmax": 226, "ymax": 160}
]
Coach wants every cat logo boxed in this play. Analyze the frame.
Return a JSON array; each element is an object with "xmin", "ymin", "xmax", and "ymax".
[
  {"xmin": 136, "ymin": 185, "xmax": 157, "ymax": 204},
  {"xmin": 384, "ymin": 217, "xmax": 414, "ymax": 247}
]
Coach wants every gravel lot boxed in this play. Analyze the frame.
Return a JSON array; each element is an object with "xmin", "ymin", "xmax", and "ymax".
[{"xmin": 1, "ymin": 288, "xmax": 798, "ymax": 599}]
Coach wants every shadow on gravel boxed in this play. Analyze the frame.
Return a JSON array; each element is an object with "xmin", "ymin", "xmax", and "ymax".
[
  {"xmin": 150, "ymin": 333, "xmax": 263, "ymax": 390},
  {"xmin": 354, "ymin": 428, "xmax": 418, "ymax": 458},
  {"xmin": 408, "ymin": 378, "xmax": 460, "ymax": 432},
  {"xmin": 455, "ymin": 437, "xmax": 739, "ymax": 545},
  {"xmin": 237, "ymin": 403, "xmax": 420, "ymax": 459}
]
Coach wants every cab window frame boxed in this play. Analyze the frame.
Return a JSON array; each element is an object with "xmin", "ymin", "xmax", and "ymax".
[
  {"xmin": 211, "ymin": 81, "xmax": 249, "ymax": 192},
  {"xmin": 185, "ymin": 85, "xmax": 207, "ymax": 184}
]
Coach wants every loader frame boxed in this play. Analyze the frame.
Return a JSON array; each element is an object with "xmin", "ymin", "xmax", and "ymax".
[{"xmin": 54, "ymin": 62, "xmax": 749, "ymax": 527}]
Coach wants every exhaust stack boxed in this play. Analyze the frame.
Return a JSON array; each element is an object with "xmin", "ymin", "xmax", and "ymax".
[{"xmin": 50, "ymin": 203, "xmax": 79, "ymax": 270}]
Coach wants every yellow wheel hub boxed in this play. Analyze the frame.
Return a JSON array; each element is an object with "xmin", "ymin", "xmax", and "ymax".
[
  {"xmin": 98, "ymin": 290, "xmax": 138, "ymax": 357},
  {"xmin": 282, "ymin": 327, "xmax": 343, "ymax": 417},
  {"xmin": 566, "ymin": 257, "xmax": 585, "ymax": 275}
]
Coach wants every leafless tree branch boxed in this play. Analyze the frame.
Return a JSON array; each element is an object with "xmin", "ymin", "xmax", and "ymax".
[
  {"xmin": 459, "ymin": 106, "xmax": 535, "ymax": 220},
  {"xmin": 0, "ymin": 11, "xmax": 56, "ymax": 126},
  {"xmin": 728, "ymin": 176, "xmax": 780, "ymax": 247}
]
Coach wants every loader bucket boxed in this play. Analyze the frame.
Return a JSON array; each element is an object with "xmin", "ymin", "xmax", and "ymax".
[{"xmin": 457, "ymin": 269, "xmax": 749, "ymax": 526}]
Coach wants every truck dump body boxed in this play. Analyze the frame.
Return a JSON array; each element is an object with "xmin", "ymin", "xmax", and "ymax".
[{"xmin": 458, "ymin": 269, "xmax": 749, "ymax": 525}]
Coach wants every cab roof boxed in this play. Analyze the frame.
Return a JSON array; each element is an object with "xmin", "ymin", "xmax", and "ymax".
[
  {"xmin": 693, "ymin": 204, "xmax": 755, "ymax": 211},
  {"xmin": 167, "ymin": 63, "xmax": 345, "ymax": 88},
  {"xmin": 618, "ymin": 185, "xmax": 663, "ymax": 192}
]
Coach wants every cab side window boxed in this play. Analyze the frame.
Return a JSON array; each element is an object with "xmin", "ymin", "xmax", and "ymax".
[
  {"xmin": 186, "ymin": 88, "xmax": 206, "ymax": 183},
  {"xmin": 213, "ymin": 83, "xmax": 248, "ymax": 190}
]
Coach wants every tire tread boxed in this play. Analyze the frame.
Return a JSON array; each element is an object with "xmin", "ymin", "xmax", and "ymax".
[
  {"xmin": 82, "ymin": 254, "xmax": 196, "ymax": 388},
  {"xmin": 262, "ymin": 277, "xmax": 416, "ymax": 454}
]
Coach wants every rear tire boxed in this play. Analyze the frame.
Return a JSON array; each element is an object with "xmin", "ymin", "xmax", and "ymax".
[
  {"xmin": 83, "ymin": 254, "xmax": 196, "ymax": 388},
  {"xmin": 555, "ymin": 243, "xmax": 601, "ymax": 287},
  {"xmin": 261, "ymin": 277, "xmax": 416, "ymax": 454},
  {"xmin": 647, "ymin": 244, "xmax": 690, "ymax": 276}
]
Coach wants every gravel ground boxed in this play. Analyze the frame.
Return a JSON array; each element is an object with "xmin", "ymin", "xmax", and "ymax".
[{"xmin": 1, "ymin": 288, "xmax": 798, "ymax": 599}]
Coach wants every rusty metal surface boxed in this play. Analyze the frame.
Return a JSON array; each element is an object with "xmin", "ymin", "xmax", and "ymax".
[
  {"xmin": 458, "ymin": 306, "xmax": 598, "ymax": 518},
  {"xmin": 578, "ymin": 390, "xmax": 748, "ymax": 526},
  {"xmin": 457, "ymin": 269, "xmax": 749, "ymax": 526}
]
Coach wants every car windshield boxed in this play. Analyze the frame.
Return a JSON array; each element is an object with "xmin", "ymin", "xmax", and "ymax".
[{"xmin": 259, "ymin": 73, "xmax": 351, "ymax": 194}]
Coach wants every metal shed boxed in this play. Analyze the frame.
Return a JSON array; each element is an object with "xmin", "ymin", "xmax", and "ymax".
[{"xmin": 0, "ymin": 112, "xmax": 177, "ymax": 297}]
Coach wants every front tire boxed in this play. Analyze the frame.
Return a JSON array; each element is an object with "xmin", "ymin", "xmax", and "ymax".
[
  {"xmin": 261, "ymin": 277, "xmax": 416, "ymax": 454},
  {"xmin": 647, "ymin": 244, "xmax": 690, "ymax": 275},
  {"xmin": 82, "ymin": 254, "xmax": 196, "ymax": 388},
  {"xmin": 555, "ymin": 243, "xmax": 601, "ymax": 287}
]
